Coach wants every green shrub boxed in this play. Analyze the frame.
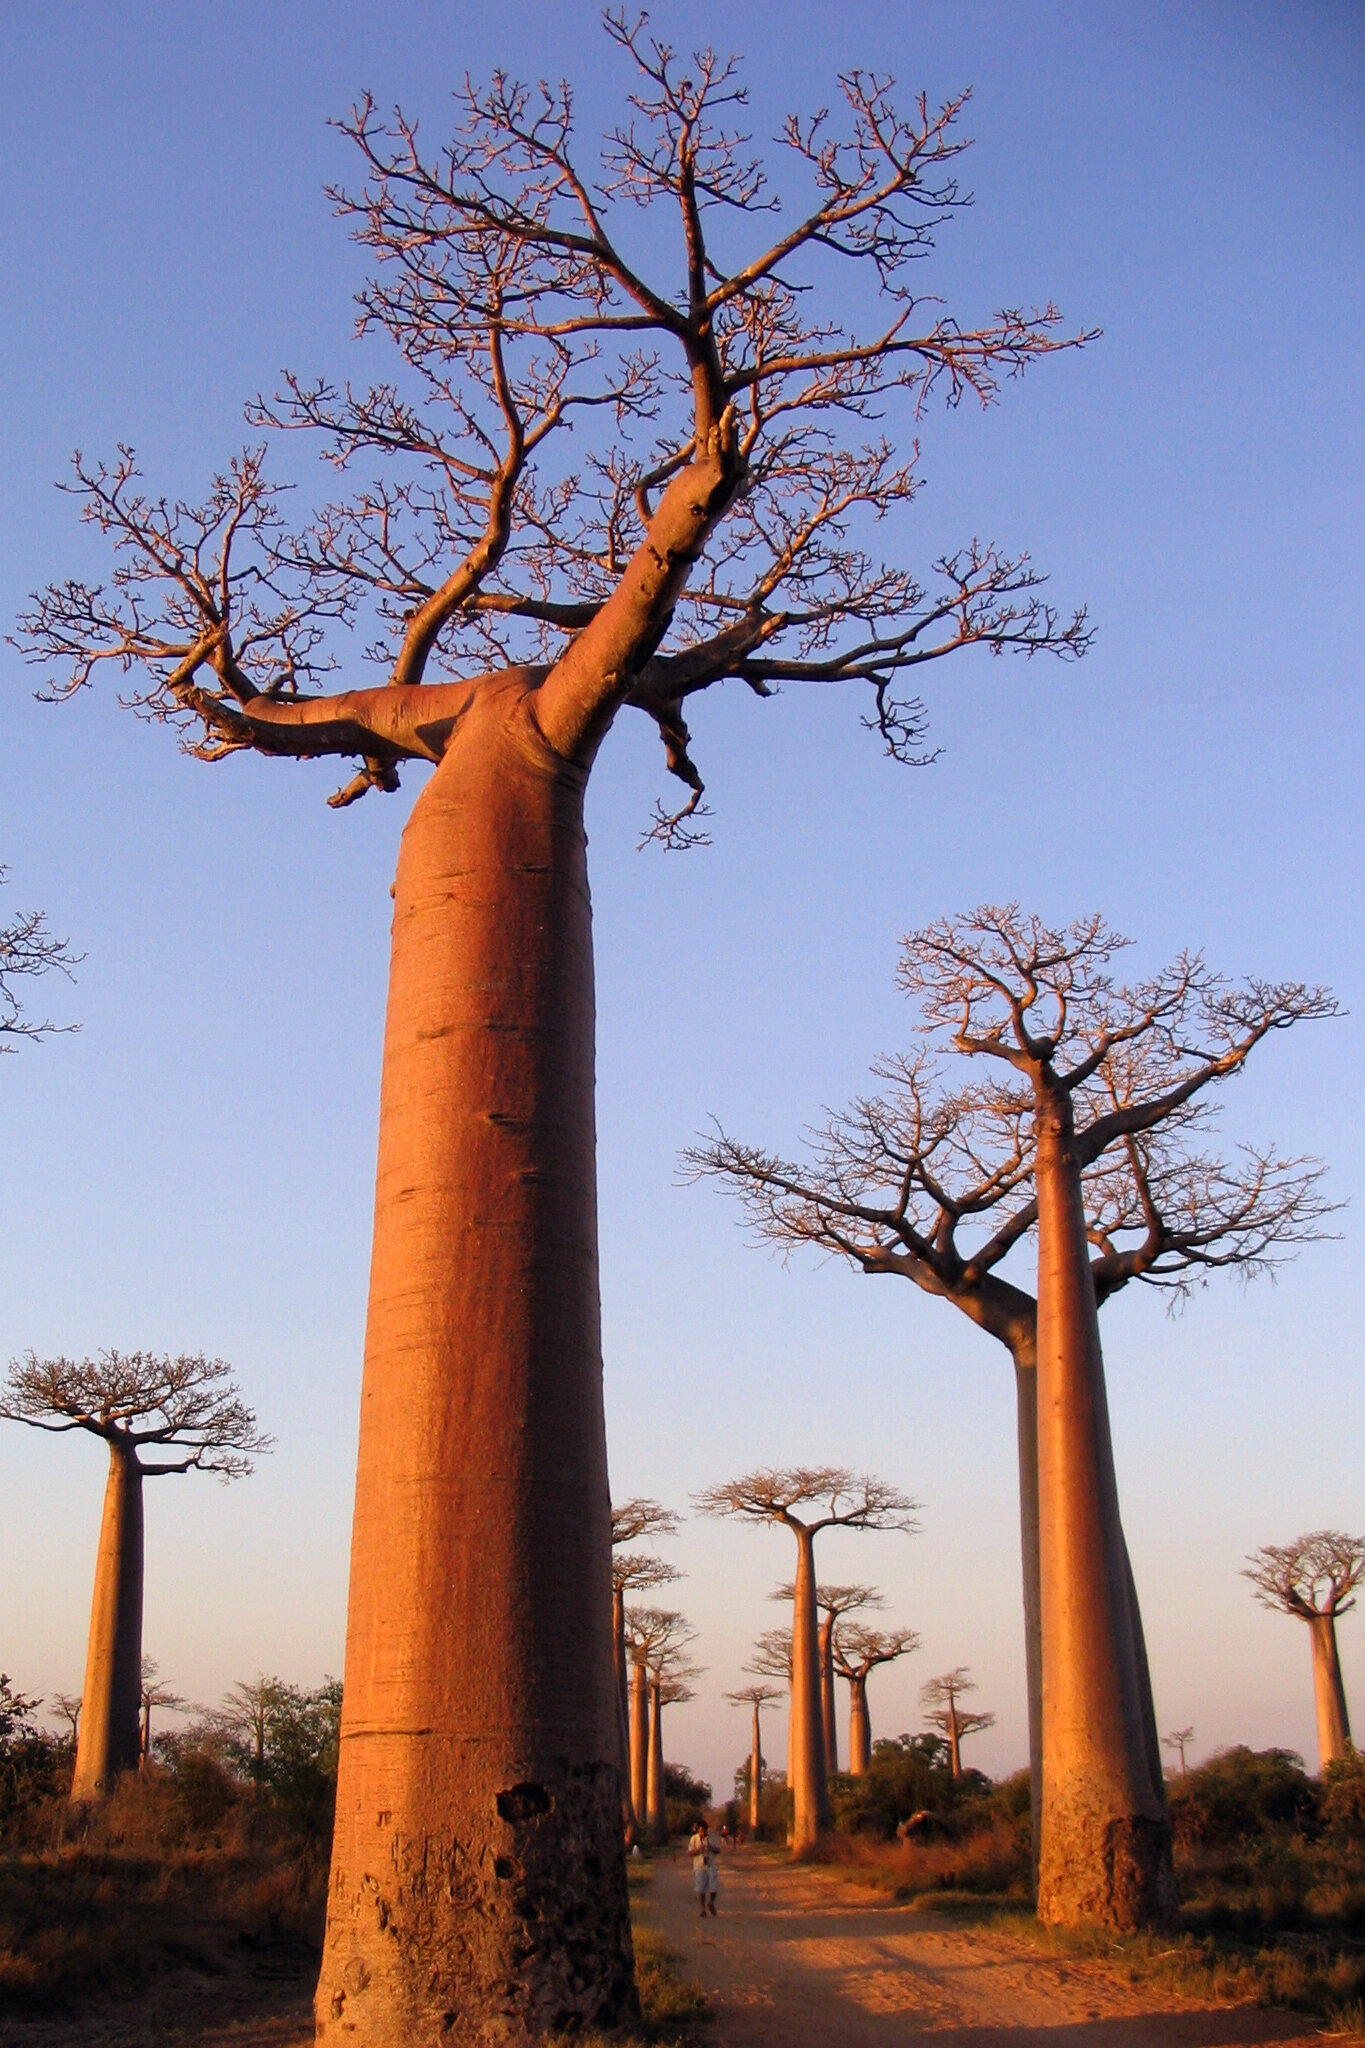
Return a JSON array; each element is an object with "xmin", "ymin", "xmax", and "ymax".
[
  {"xmin": 1168, "ymin": 1747, "xmax": 1316, "ymax": 1852},
  {"xmin": 1320, "ymin": 1751, "xmax": 1365, "ymax": 1843}
]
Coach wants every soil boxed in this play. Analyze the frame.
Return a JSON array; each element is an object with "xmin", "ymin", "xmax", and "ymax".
[
  {"xmin": 0, "ymin": 1845, "xmax": 1335, "ymax": 2048},
  {"xmin": 639, "ymin": 1846, "xmax": 1331, "ymax": 2047}
]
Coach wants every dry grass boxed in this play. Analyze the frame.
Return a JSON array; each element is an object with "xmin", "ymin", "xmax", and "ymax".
[{"xmin": 806, "ymin": 1819, "xmax": 1032, "ymax": 1901}]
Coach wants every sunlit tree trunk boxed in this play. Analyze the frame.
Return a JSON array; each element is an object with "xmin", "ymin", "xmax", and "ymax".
[
  {"xmin": 847, "ymin": 1677, "xmax": 871, "ymax": 1776},
  {"xmin": 1013, "ymin": 1351, "xmax": 1043, "ymax": 1884},
  {"xmin": 819, "ymin": 1614, "xmax": 839, "ymax": 1774},
  {"xmin": 1034, "ymin": 1100, "xmax": 1175, "ymax": 1931},
  {"xmin": 749, "ymin": 1703, "xmax": 764, "ymax": 1831},
  {"xmin": 71, "ymin": 1440, "xmax": 144, "ymax": 1802},
  {"xmin": 789, "ymin": 1524, "xmax": 829, "ymax": 1850},
  {"xmin": 630, "ymin": 1653, "xmax": 649, "ymax": 1830},
  {"xmin": 612, "ymin": 1584, "xmax": 635, "ymax": 1841},
  {"xmin": 316, "ymin": 684, "xmax": 636, "ymax": 2044},
  {"xmin": 1310, "ymin": 1612, "xmax": 1353, "ymax": 1769},
  {"xmin": 646, "ymin": 1678, "xmax": 667, "ymax": 1844}
]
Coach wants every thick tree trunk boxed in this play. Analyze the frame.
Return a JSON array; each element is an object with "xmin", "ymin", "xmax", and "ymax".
[
  {"xmin": 749, "ymin": 1705, "xmax": 763, "ymax": 1832},
  {"xmin": 947, "ymin": 1708, "xmax": 962, "ymax": 1780},
  {"xmin": 1034, "ymin": 1108, "xmax": 1175, "ymax": 1932},
  {"xmin": 847, "ymin": 1677, "xmax": 871, "ymax": 1776},
  {"xmin": 819, "ymin": 1616, "xmax": 839, "ymax": 1774},
  {"xmin": 613, "ymin": 1586, "xmax": 634, "ymax": 1841},
  {"xmin": 630, "ymin": 1655, "xmax": 649, "ymax": 1828},
  {"xmin": 315, "ymin": 679, "xmax": 636, "ymax": 2045},
  {"xmin": 788, "ymin": 1525, "xmax": 829, "ymax": 1850},
  {"xmin": 72, "ymin": 1440, "xmax": 144, "ymax": 1801},
  {"xmin": 1013, "ymin": 1350, "xmax": 1044, "ymax": 1886},
  {"xmin": 1309, "ymin": 1611, "xmax": 1352, "ymax": 1769},
  {"xmin": 646, "ymin": 1681, "xmax": 667, "ymax": 1844}
]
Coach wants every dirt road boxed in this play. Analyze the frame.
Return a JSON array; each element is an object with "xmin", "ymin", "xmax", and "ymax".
[{"xmin": 640, "ymin": 1846, "xmax": 1327, "ymax": 2047}]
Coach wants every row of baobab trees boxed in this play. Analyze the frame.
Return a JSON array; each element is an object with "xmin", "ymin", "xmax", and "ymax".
[
  {"xmin": 611, "ymin": 1489, "xmax": 995, "ymax": 1849},
  {"xmin": 4, "ymin": 19, "xmax": 1352, "ymax": 2045}
]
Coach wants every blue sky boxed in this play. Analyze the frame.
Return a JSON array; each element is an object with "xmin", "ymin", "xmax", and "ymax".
[{"xmin": 1, "ymin": 2, "xmax": 1361, "ymax": 1797}]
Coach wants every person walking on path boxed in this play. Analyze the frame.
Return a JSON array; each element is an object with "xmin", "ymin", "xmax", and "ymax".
[{"xmin": 689, "ymin": 1818, "xmax": 720, "ymax": 1918}]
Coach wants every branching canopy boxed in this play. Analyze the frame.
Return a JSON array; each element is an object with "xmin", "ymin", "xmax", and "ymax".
[
  {"xmin": 611, "ymin": 1496, "xmax": 681, "ymax": 1546},
  {"xmin": 746, "ymin": 1627, "xmax": 794, "ymax": 1681},
  {"xmin": 724, "ymin": 1682, "xmax": 785, "ymax": 1709},
  {"xmin": 0, "ymin": 869, "xmax": 79, "ymax": 1048},
  {"xmin": 0, "ymin": 1349, "xmax": 271, "ymax": 1479},
  {"xmin": 613, "ymin": 1550, "xmax": 682, "ymax": 1596},
  {"xmin": 688, "ymin": 905, "xmax": 1338, "ymax": 1343},
  {"xmin": 17, "ymin": 23, "xmax": 1091, "ymax": 839},
  {"xmin": 694, "ymin": 1464, "xmax": 918, "ymax": 1535},
  {"xmin": 920, "ymin": 1665, "xmax": 993, "ymax": 1739},
  {"xmin": 625, "ymin": 1604, "xmax": 696, "ymax": 1676},
  {"xmin": 773, "ymin": 1579, "xmax": 883, "ymax": 1622},
  {"xmin": 1244, "ymin": 1532, "xmax": 1365, "ymax": 1622},
  {"xmin": 832, "ymin": 1621, "xmax": 920, "ymax": 1680}
]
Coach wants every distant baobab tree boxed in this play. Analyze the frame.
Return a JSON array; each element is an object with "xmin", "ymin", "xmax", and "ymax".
[
  {"xmin": 0, "ymin": 1349, "xmax": 268, "ymax": 1800},
  {"xmin": 138, "ymin": 1658, "xmax": 189, "ymax": 1766},
  {"xmin": 0, "ymin": 867, "xmax": 78, "ymax": 1048},
  {"xmin": 1163, "ymin": 1726, "xmax": 1195, "ymax": 1777},
  {"xmin": 921, "ymin": 1668, "xmax": 994, "ymax": 1778},
  {"xmin": 625, "ymin": 1606, "xmax": 686, "ymax": 1843},
  {"xmin": 1245, "ymin": 1531, "xmax": 1365, "ymax": 1770},
  {"xmin": 726, "ymin": 1683, "xmax": 784, "ymax": 1831},
  {"xmin": 611, "ymin": 1498, "xmax": 680, "ymax": 1839},
  {"xmin": 696, "ymin": 1468, "xmax": 916, "ymax": 1849},
  {"xmin": 834, "ymin": 1623, "xmax": 920, "ymax": 1773},
  {"xmin": 648, "ymin": 1664, "xmax": 701, "ymax": 1844},
  {"xmin": 18, "ymin": 14, "xmax": 1095, "ymax": 2024},
  {"xmin": 774, "ymin": 1580, "xmax": 881, "ymax": 1774},
  {"xmin": 693, "ymin": 907, "xmax": 1337, "ymax": 1928},
  {"xmin": 50, "ymin": 1691, "xmax": 82, "ymax": 1746}
]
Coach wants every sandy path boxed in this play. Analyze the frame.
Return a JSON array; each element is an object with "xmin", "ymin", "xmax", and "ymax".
[{"xmin": 640, "ymin": 1846, "xmax": 1327, "ymax": 2048}]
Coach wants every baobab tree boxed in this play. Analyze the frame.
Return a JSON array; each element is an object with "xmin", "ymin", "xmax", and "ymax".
[
  {"xmin": 696, "ymin": 1468, "xmax": 916, "ymax": 1849},
  {"xmin": 833, "ymin": 1622, "xmax": 920, "ymax": 1774},
  {"xmin": 726, "ymin": 1683, "xmax": 784, "ymax": 1831},
  {"xmin": 611, "ymin": 1498, "xmax": 680, "ymax": 1838},
  {"xmin": 18, "ymin": 20, "xmax": 1093, "ymax": 2029},
  {"xmin": 1245, "ymin": 1531, "xmax": 1365, "ymax": 1770},
  {"xmin": 625, "ymin": 1606, "xmax": 685, "ymax": 1841},
  {"xmin": 920, "ymin": 1668, "xmax": 994, "ymax": 1779},
  {"xmin": 647, "ymin": 1654, "xmax": 701, "ymax": 1845},
  {"xmin": 138, "ymin": 1659, "xmax": 190, "ymax": 1766},
  {"xmin": 0, "ymin": 868, "xmax": 77, "ymax": 1048},
  {"xmin": 693, "ymin": 907, "xmax": 1336, "ymax": 1927},
  {"xmin": 51, "ymin": 1692, "xmax": 82, "ymax": 1746},
  {"xmin": 0, "ymin": 1349, "xmax": 268, "ymax": 1800},
  {"xmin": 774, "ymin": 1580, "xmax": 881, "ymax": 1774},
  {"xmin": 1163, "ymin": 1726, "xmax": 1194, "ymax": 1777}
]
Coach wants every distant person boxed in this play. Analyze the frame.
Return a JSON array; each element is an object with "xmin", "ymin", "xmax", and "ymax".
[{"xmin": 688, "ymin": 1817, "xmax": 719, "ymax": 1917}]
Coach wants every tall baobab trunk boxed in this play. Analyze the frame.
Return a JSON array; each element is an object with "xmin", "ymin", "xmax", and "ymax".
[
  {"xmin": 847, "ymin": 1678, "xmax": 871, "ymax": 1776},
  {"xmin": 1310, "ymin": 1612, "xmax": 1352, "ymax": 1768},
  {"xmin": 789, "ymin": 1525, "xmax": 829, "ymax": 1850},
  {"xmin": 630, "ymin": 1654, "xmax": 649, "ymax": 1830},
  {"xmin": 71, "ymin": 1440, "xmax": 144, "ymax": 1801},
  {"xmin": 946, "ymin": 1707, "xmax": 962, "ymax": 1779},
  {"xmin": 1013, "ymin": 1350, "xmax": 1044, "ymax": 1882},
  {"xmin": 1034, "ymin": 1102, "xmax": 1175, "ymax": 1932},
  {"xmin": 613, "ymin": 1585, "xmax": 635, "ymax": 1840},
  {"xmin": 818, "ymin": 1614, "xmax": 839, "ymax": 1774},
  {"xmin": 749, "ymin": 1703, "xmax": 764, "ymax": 1831},
  {"xmin": 646, "ymin": 1679, "xmax": 667, "ymax": 1845},
  {"xmin": 316, "ymin": 685, "xmax": 636, "ymax": 2045}
]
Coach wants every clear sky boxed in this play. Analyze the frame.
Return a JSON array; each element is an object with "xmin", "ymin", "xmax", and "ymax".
[{"xmin": 1, "ymin": 1, "xmax": 1361, "ymax": 1803}]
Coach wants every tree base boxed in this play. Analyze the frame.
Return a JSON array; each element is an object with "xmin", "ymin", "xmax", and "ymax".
[
  {"xmin": 1037, "ymin": 1811, "xmax": 1178, "ymax": 1931},
  {"xmin": 315, "ymin": 1760, "xmax": 638, "ymax": 2045}
]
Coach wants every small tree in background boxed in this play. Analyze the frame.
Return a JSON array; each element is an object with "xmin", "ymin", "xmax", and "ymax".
[
  {"xmin": 725, "ymin": 1683, "xmax": 784, "ymax": 1832},
  {"xmin": 833, "ymin": 1623, "xmax": 920, "ymax": 1774},
  {"xmin": 921, "ymin": 1668, "xmax": 994, "ymax": 1778},
  {"xmin": 0, "ymin": 868, "xmax": 78, "ymax": 1049},
  {"xmin": 1245, "ymin": 1533, "xmax": 1365, "ymax": 1770},
  {"xmin": 625, "ymin": 1607, "xmax": 685, "ymax": 1840},
  {"xmin": 138, "ymin": 1659, "xmax": 189, "ymax": 1767},
  {"xmin": 1163, "ymin": 1726, "xmax": 1195, "ymax": 1778},
  {"xmin": 0, "ymin": 1350, "xmax": 269, "ymax": 1799},
  {"xmin": 773, "ymin": 1580, "xmax": 881, "ymax": 1774},
  {"xmin": 697, "ymin": 1469, "xmax": 916, "ymax": 1849},
  {"xmin": 611, "ymin": 1498, "xmax": 680, "ymax": 1840},
  {"xmin": 50, "ymin": 1693, "xmax": 81, "ymax": 1747}
]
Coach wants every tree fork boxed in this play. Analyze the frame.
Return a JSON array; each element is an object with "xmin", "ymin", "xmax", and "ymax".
[{"xmin": 316, "ymin": 677, "xmax": 635, "ymax": 2044}]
